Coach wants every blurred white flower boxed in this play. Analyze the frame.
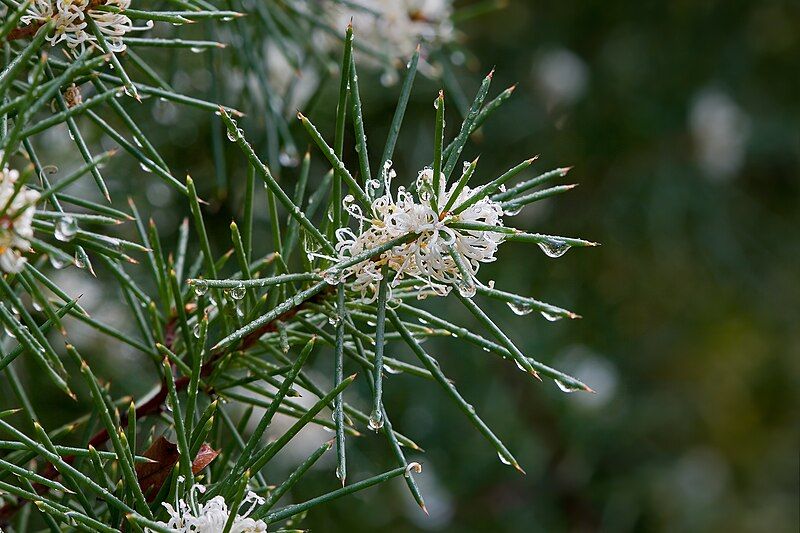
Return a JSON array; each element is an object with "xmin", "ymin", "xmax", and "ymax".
[
  {"xmin": 334, "ymin": 162, "xmax": 505, "ymax": 301},
  {"xmin": 672, "ymin": 448, "xmax": 730, "ymax": 506},
  {"xmin": 22, "ymin": 0, "xmax": 153, "ymax": 53},
  {"xmin": 689, "ymin": 88, "xmax": 750, "ymax": 180},
  {"xmin": 151, "ymin": 484, "xmax": 267, "ymax": 533},
  {"xmin": 262, "ymin": 42, "xmax": 321, "ymax": 114},
  {"xmin": 534, "ymin": 47, "xmax": 589, "ymax": 108},
  {"xmin": 0, "ymin": 164, "xmax": 40, "ymax": 273},
  {"xmin": 555, "ymin": 345, "xmax": 617, "ymax": 408},
  {"xmin": 331, "ymin": 0, "xmax": 454, "ymax": 69}
]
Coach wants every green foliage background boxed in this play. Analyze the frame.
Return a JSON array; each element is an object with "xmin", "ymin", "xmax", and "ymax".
[{"xmin": 8, "ymin": 1, "xmax": 798, "ymax": 531}]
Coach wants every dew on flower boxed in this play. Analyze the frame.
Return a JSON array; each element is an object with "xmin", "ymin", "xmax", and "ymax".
[{"xmin": 333, "ymin": 164, "xmax": 506, "ymax": 302}]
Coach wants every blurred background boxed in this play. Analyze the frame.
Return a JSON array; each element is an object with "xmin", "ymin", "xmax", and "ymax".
[{"xmin": 12, "ymin": 0, "xmax": 799, "ymax": 531}]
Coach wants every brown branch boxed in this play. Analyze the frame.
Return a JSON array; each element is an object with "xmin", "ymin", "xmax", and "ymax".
[
  {"xmin": 6, "ymin": 22, "xmax": 41, "ymax": 41},
  {"xmin": 0, "ymin": 286, "xmax": 332, "ymax": 524}
]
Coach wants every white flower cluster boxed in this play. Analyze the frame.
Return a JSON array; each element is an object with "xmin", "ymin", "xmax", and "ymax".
[
  {"xmin": 334, "ymin": 163, "xmax": 505, "ymax": 301},
  {"xmin": 151, "ymin": 484, "xmax": 267, "ymax": 533},
  {"xmin": 263, "ymin": 0, "xmax": 454, "ymax": 112},
  {"xmin": 331, "ymin": 0, "xmax": 454, "ymax": 66},
  {"xmin": 0, "ymin": 165, "xmax": 40, "ymax": 274},
  {"xmin": 22, "ymin": 0, "xmax": 153, "ymax": 53}
]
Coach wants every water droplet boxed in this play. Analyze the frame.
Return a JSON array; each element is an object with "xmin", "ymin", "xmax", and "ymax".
[
  {"xmin": 384, "ymin": 364, "xmax": 401, "ymax": 375},
  {"xmin": 507, "ymin": 301, "xmax": 533, "ymax": 315},
  {"xmin": 497, "ymin": 452, "xmax": 512, "ymax": 465},
  {"xmin": 49, "ymin": 255, "xmax": 67, "ymax": 270},
  {"xmin": 139, "ymin": 161, "xmax": 153, "ymax": 173},
  {"xmin": 226, "ymin": 127, "xmax": 243, "ymax": 142},
  {"xmin": 229, "ymin": 283, "xmax": 246, "ymax": 300},
  {"xmin": 328, "ymin": 314, "xmax": 341, "ymax": 327},
  {"xmin": 193, "ymin": 280, "xmax": 208, "ymax": 296},
  {"xmin": 54, "ymin": 216, "xmax": 78, "ymax": 242},
  {"xmin": 193, "ymin": 324, "xmax": 202, "ymax": 338},
  {"xmin": 323, "ymin": 269, "xmax": 342, "ymax": 286},
  {"xmin": 335, "ymin": 465, "xmax": 345, "ymax": 480},
  {"xmin": 368, "ymin": 410, "xmax": 383, "ymax": 431},
  {"xmin": 504, "ymin": 205, "xmax": 522, "ymax": 216},
  {"xmin": 540, "ymin": 311, "xmax": 563, "ymax": 322},
  {"xmin": 456, "ymin": 278, "xmax": 476, "ymax": 298},
  {"xmin": 537, "ymin": 238, "xmax": 571, "ymax": 258},
  {"xmin": 555, "ymin": 379, "xmax": 581, "ymax": 393},
  {"xmin": 74, "ymin": 249, "xmax": 86, "ymax": 269},
  {"xmin": 278, "ymin": 327, "xmax": 290, "ymax": 353},
  {"xmin": 190, "ymin": 46, "xmax": 203, "ymax": 53}
]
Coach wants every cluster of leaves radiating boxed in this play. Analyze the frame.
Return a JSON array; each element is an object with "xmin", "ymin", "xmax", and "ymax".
[{"xmin": 0, "ymin": 2, "xmax": 595, "ymax": 531}]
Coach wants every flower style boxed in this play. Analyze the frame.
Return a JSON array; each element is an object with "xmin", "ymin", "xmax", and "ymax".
[
  {"xmin": 150, "ymin": 484, "xmax": 267, "ymax": 533},
  {"xmin": 22, "ymin": 0, "xmax": 153, "ymax": 53},
  {"xmin": 334, "ymin": 162, "xmax": 505, "ymax": 301},
  {"xmin": 0, "ymin": 165, "xmax": 40, "ymax": 274}
]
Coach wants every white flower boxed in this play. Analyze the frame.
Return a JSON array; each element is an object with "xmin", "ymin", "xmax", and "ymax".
[
  {"xmin": 22, "ymin": 0, "xmax": 153, "ymax": 53},
  {"xmin": 150, "ymin": 484, "xmax": 267, "ymax": 533},
  {"xmin": 1, "ymin": 165, "xmax": 40, "ymax": 274},
  {"xmin": 689, "ymin": 88, "xmax": 750, "ymax": 180},
  {"xmin": 334, "ymin": 162, "xmax": 505, "ymax": 301},
  {"xmin": 330, "ymin": 0, "xmax": 454, "ymax": 69}
]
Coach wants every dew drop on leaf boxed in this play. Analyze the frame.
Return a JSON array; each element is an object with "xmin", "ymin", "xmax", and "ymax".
[
  {"xmin": 456, "ymin": 278, "xmax": 476, "ymax": 298},
  {"xmin": 555, "ymin": 379, "xmax": 581, "ymax": 393},
  {"xmin": 507, "ymin": 301, "xmax": 533, "ymax": 315},
  {"xmin": 54, "ymin": 216, "xmax": 78, "ymax": 242},
  {"xmin": 74, "ymin": 250, "xmax": 86, "ymax": 269},
  {"xmin": 229, "ymin": 283, "xmax": 246, "ymax": 300},
  {"xmin": 537, "ymin": 237, "xmax": 571, "ymax": 258},
  {"xmin": 49, "ymin": 255, "xmax": 67, "ymax": 270},
  {"xmin": 540, "ymin": 311, "xmax": 563, "ymax": 322},
  {"xmin": 368, "ymin": 410, "xmax": 384, "ymax": 431},
  {"xmin": 193, "ymin": 280, "xmax": 208, "ymax": 296}
]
